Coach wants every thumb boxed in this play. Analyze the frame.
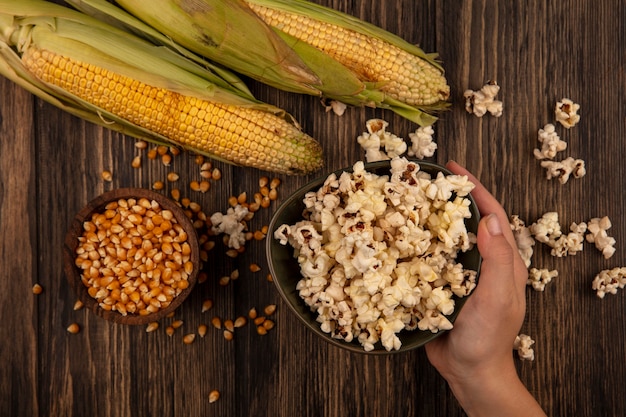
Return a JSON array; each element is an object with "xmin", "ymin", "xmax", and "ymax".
[{"xmin": 475, "ymin": 214, "xmax": 518, "ymax": 298}]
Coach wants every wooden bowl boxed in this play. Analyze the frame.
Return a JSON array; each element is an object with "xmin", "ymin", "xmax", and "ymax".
[{"xmin": 63, "ymin": 188, "xmax": 200, "ymax": 325}]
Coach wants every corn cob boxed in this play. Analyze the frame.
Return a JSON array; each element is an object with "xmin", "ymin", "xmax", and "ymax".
[
  {"xmin": 69, "ymin": 0, "xmax": 449, "ymax": 126},
  {"xmin": 0, "ymin": 1, "xmax": 323, "ymax": 175},
  {"xmin": 21, "ymin": 46, "xmax": 322, "ymax": 174},
  {"xmin": 245, "ymin": 0, "xmax": 449, "ymax": 108}
]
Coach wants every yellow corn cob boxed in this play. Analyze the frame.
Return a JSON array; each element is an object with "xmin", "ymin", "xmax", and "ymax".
[
  {"xmin": 21, "ymin": 46, "xmax": 323, "ymax": 175},
  {"xmin": 245, "ymin": 1, "xmax": 450, "ymax": 107},
  {"xmin": 68, "ymin": 0, "xmax": 448, "ymax": 126}
]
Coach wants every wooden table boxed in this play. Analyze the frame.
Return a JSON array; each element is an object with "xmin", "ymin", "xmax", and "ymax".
[{"xmin": 1, "ymin": 1, "xmax": 625, "ymax": 416}]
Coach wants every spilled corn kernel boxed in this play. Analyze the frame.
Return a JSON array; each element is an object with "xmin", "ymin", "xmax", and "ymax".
[
  {"xmin": 224, "ymin": 319, "xmax": 235, "ymax": 333},
  {"xmin": 201, "ymin": 299, "xmax": 213, "ymax": 313},
  {"xmin": 211, "ymin": 316, "xmax": 222, "ymax": 329},
  {"xmin": 263, "ymin": 304, "xmax": 277, "ymax": 316},
  {"xmin": 67, "ymin": 323, "xmax": 80, "ymax": 334},
  {"xmin": 234, "ymin": 316, "xmax": 247, "ymax": 328},
  {"xmin": 146, "ymin": 322, "xmax": 159, "ymax": 332},
  {"xmin": 209, "ymin": 389, "xmax": 220, "ymax": 403}
]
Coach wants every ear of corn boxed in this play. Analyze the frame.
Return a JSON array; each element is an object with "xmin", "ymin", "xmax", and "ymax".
[
  {"xmin": 61, "ymin": 0, "xmax": 254, "ymax": 96},
  {"xmin": 0, "ymin": 0, "xmax": 323, "ymax": 175},
  {"xmin": 272, "ymin": 29, "xmax": 441, "ymax": 127},
  {"xmin": 68, "ymin": 0, "xmax": 449, "ymax": 126},
  {"xmin": 245, "ymin": 0, "xmax": 450, "ymax": 108},
  {"xmin": 74, "ymin": 0, "xmax": 322, "ymax": 96}
]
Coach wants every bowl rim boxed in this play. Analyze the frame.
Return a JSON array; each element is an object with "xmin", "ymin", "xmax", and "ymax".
[
  {"xmin": 266, "ymin": 159, "xmax": 482, "ymax": 354},
  {"xmin": 63, "ymin": 187, "xmax": 200, "ymax": 325}
]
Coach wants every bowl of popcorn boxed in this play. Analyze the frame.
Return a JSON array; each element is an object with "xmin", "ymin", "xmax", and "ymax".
[
  {"xmin": 267, "ymin": 157, "xmax": 481, "ymax": 353},
  {"xmin": 64, "ymin": 188, "xmax": 200, "ymax": 325}
]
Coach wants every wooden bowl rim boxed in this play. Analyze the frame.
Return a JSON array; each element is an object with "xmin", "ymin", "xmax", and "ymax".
[{"xmin": 63, "ymin": 187, "xmax": 200, "ymax": 325}]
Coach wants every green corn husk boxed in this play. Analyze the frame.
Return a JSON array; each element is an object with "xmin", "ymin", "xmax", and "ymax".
[
  {"xmin": 67, "ymin": 0, "xmax": 449, "ymax": 126},
  {"xmin": 0, "ymin": 0, "xmax": 323, "ymax": 173},
  {"xmin": 68, "ymin": 0, "xmax": 322, "ymax": 96}
]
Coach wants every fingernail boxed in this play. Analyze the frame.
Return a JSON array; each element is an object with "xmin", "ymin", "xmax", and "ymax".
[{"xmin": 486, "ymin": 214, "xmax": 503, "ymax": 236}]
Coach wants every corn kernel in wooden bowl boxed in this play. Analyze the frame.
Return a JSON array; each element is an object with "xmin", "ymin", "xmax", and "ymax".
[{"xmin": 63, "ymin": 188, "xmax": 200, "ymax": 325}]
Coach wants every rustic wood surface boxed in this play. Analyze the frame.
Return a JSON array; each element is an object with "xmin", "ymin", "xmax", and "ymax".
[{"xmin": 1, "ymin": 0, "xmax": 625, "ymax": 416}]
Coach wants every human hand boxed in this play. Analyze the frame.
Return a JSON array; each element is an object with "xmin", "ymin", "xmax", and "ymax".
[{"xmin": 425, "ymin": 161, "xmax": 545, "ymax": 417}]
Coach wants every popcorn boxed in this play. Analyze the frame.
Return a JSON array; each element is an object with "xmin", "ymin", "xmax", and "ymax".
[
  {"xmin": 555, "ymin": 98, "xmax": 581, "ymax": 128},
  {"xmin": 550, "ymin": 222, "xmax": 587, "ymax": 257},
  {"xmin": 540, "ymin": 157, "xmax": 586, "ymax": 184},
  {"xmin": 534, "ymin": 99, "xmax": 585, "ymax": 185},
  {"xmin": 533, "ymin": 123, "xmax": 567, "ymax": 160},
  {"xmin": 407, "ymin": 125, "xmax": 437, "ymax": 159},
  {"xmin": 463, "ymin": 80, "xmax": 503, "ymax": 117},
  {"xmin": 323, "ymin": 99, "xmax": 348, "ymax": 116},
  {"xmin": 528, "ymin": 268, "xmax": 558, "ymax": 291},
  {"xmin": 586, "ymin": 216, "xmax": 616, "ymax": 259},
  {"xmin": 276, "ymin": 157, "xmax": 478, "ymax": 351},
  {"xmin": 514, "ymin": 334, "xmax": 536, "ymax": 361},
  {"xmin": 510, "ymin": 215, "xmax": 535, "ymax": 268},
  {"xmin": 356, "ymin": 119, "xmax": 407, "ymax": 162},
  {"xmin": 357, "ymin": 120, "xmax": 438, "ymax": 163},
  {"xmin": 529, "ymin": 212, "xmax": 562, "ymax": 245},
  {"xmin": 417, "ymin": 309, "xmax": 454, "ymax": 333},
  {"xmin": 592, "ymin": 267, "xmax": 626, "ymax": 298},
  {"xmin": 210, "ymin": 204, "xmax": 249, "ymax": 249},
  {"xmin": 529, "ymin": 213, "xmax": 587, "ymax": 257}
]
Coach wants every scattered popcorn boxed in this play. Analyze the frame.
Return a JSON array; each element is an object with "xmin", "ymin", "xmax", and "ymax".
[
  {"xmin": 463, "ymin": 80, "xmax": 503, "ymax": 117},
  {"xmin": 528, "ymin": 268, "xmax": 558, "ymax": 291},
  {"xmin": 586, "ymin": 216, "xmax": 616, "ymax": 259},
  {"xmin": 323, "ymin": 99, "xmax": 348, "ymax": 116},
  {"xmin": 550, "ymin": 222, "xmax": 587, "ymax": 257},
  {"xmin": 356, "ymin": 119, "xmax": 407, "ymax": 162},
  {"xmin": 592, "ymin": 267, "xmax": 626, "ymax": 298},
  {"xmin": 533, "ymin": 123, "xmax": 567, "ymax": 160},
  {"xmin": 510, "ymin": 215, "xmax": 535, "ymax": 268},
  {"xmin": 407, "ymin": 125, "xmax": 437, "ymax": 159},
  {"xmin": 275, "ymin": 157, "xmax": 478, "ymax": 351},
  {"xmin": 210, "ymin": 205, "xmax": 249, "ymax": 249},
  {"xmin": 540, "ymin": 157, "xmax": 586, "ymax": 184},
  {"xmin": 555, "ymin": 98, "xmax": 581, "ymax": 128},
  {"xmin": 529, "ymin": 213, "xmax": 587, "ymax": 257},
  {"xmin": 514, "ymin": 334, "xmax": 535, "ymax": 361},
  {"xmin": 529, "ymin": 212, "xmax": 562, "ymax": 246}
]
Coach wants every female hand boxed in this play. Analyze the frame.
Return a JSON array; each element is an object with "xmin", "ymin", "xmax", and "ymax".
[{"xmin": 425, "ymin": 161, "xmax": 546, "ymax": 417}]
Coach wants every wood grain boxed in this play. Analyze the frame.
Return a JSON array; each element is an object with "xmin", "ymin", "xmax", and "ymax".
[{"xmin": 0, "ymin": 0, "xmax": 625, "ymax": 416}]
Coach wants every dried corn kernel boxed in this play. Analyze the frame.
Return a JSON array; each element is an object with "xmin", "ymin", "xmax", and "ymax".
[
  {"xmin": 145, "ymin": 322, "xmax": 159, "ymax": 332},
  {"xmin": 209, "ymin": 389, "xmax": 220, "ymax": 403},
  {"xmin": 32, "ymin": 283, "xmax": 43, "ymax": 294},
  {"xmin": 67, "ymin": 323, "xmax": 80, "ymax": 334}
]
